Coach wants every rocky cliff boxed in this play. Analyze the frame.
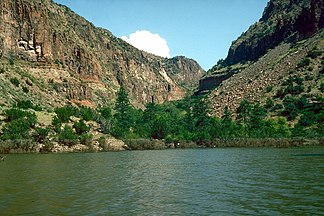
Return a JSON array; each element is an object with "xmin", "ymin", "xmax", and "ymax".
[
  {"xmin": 197, "ymin": 0, "xmax": 324, "ymax": 117},
  {"xmin": 224, "ymin": 0, "xmax": 324, "ymax": 65},
  {"xmin": 0, "ymin": 0, "xmax": 204, "ymax": 108}
]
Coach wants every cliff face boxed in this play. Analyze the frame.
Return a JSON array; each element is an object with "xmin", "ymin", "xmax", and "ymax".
[
  {"xmin": 196, "ymin": 0, "xmax": 324, "ymax": 117},
  {"xmin": 0, "ymin": 0, "xmax": 204, "ymax": 107},
  {"xmin": 224, "ymin": 0, "xmax": 324, "ymax": 65}
]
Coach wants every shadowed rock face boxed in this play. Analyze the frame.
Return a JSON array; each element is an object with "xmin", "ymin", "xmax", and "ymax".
[
  {"xmin": 198, "ymin": 0, "xmax": 324, "ymax": 95},
  {"xmin": 0, "ymin": 0, "xmax": 204, "ymax": 106},
  {"xmin": 224, "ymin": 0, "xmax": 324, "ymax": 65}
]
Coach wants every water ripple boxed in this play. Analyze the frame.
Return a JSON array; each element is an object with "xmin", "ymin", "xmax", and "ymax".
[{"xmin": 0, "ymin": 147, "xmax": 323, "ymax": 215}]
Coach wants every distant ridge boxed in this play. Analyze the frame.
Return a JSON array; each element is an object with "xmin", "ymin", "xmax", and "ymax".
[{"xmin": 0, "ymin": 0, "xmax": 204, "ymax": 108}]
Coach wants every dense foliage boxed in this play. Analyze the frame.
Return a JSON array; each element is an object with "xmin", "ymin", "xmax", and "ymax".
[
  {"xmin": 0, "ymin": 86, "xmax": 322, "ymax": 152},
  {"xmin": 98, "ymin": 88, "xmax": 323, "ymax": 142}
]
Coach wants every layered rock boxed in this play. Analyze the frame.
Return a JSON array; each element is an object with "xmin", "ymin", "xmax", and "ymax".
[
  {"xmin": 224, "ymin": 0, "xmax": 324, "ymax": 65},
  {"xmin": 197, "ymin": 0, "xmax": 324, "ymax": 94},
  {"xmin": 0, "ymin": 0, "xmax": 204, "ymax": 107},
  {"xmin": 196, "ymin": 0, "xmax": 324, "ymax": 117}
]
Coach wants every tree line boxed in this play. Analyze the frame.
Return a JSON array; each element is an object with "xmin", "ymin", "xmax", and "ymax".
[{"xmin": 0, "ymin": 87, "xmax": 323, "ymax": 151}]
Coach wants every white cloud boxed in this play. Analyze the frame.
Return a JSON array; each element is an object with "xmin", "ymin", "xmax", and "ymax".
[{"xmin": 121, "ymin": 30, "xmax": 170, "ymax": 58}]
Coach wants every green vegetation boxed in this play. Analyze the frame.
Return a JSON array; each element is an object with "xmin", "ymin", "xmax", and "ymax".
[
  {"xmin": 0, "ymin": 108, "xmax": 40, "ymax": 151},
  {"xmin": 14, "ymin": 100, "xmax": 42, "ymax": 111},
  {"xmin": 22, "ymin": 86, "xmax": 29, "ymax": 93},
  {"xmin": 58, "ymin": 125, "xmax": 78, "ymax": 146},
  {"xmin": 10, "ymin": 77, "xmax": 20, "ymax": 87},
  {"xmin": 297, "ymin": 58, "xmax": 310, "ymax": 68},
  {"xmin": 112, "ymin": 87, "xmax": 135, "ymax": 138},
  {"xmin": 73, "ymin": 119, "xmax": 90, "ymax": 135},
  {"xmin": 0, "ymin": 86, "xmax": 322, "ymax": 153}
]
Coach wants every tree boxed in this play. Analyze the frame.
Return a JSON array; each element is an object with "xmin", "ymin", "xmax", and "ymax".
[
  {"xmin": 99, "ymin": 106, "xmax": 113, "ymax": 134},
  {"xmin": 221, "ymin": 106, "xmax": 235, "ymax": 138},
  {"xmin": 282, "ymin": 97, "xmax": 299, "ymax": 121},
  {"xmin": 100, "ymin": 106, "xmax": 112, "ymax": 119},
  {"xmin": 151, "ymin": 113, "xmax": 170, "ymax": 139},
  {"xmin": 113, "ymin": 87, "xmax": 133, "ymax": 138},
  {"xmin": 236, "ymin": 99, "xmax": 252, "ymax": 124},
  {"xmin": 248, "ymin": 103, "xmax": 267, "ymax": 130}
]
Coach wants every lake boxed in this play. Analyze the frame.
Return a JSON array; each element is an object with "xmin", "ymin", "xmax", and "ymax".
[{"xmin": 1, "ymin": 147, "xmax": 323, "ymax": 215}]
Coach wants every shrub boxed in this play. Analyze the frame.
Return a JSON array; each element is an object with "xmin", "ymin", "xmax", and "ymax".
[
  {"xmin": 4, "ymin": 109, "xmax": 36, "ymax": 126},
  {"xmin": 320, "ymin": 67, "xmax": 324, "ymax": 75},
  {"xmin": 264, "ymin": 98, "xmax": 274, "ymax": 110},
  {"xmin": 10, "ymin": 77, "xmax": 20, "ymax": 87},
  {"xmin": 298, "ymin": 112, "xmax": 316, "ymax": 127},
  {"xmin": 52, "ymin": 116, "xmax": 62, "ymax": 132},
  {"xmin": 33, "ymin": 105, "xmax": 42, "ymax": 111},
  {"xmin": 98, "ymin": 136, "xmax": 106, "ymax": 148},
  {"xmin": 307, "ymin": 49, "xmax": 322, "ymax": 59},
  {"xmin": 55, "ymin": 105, "xmax": 77, "ymax": 123},
  {"xmin": 284, "ymin": 83, "xmax": 304, "ymax": 95},
  {"xmin": 4, "ymin": 108, "xmax": 26, "ymax": 121},
  {"xmin": 0, "ymin": 67, "xmax": 5, "ymax": 74},
  {"xmin": 265, "ymin": 85, "xmax": 273, "ymax": 93},
  {"xmin": 16, "ymin": 100, "xmax": 34, "ymax": 109},
  {"xmin": 271, "ymin": 103, "xmax": 283, "ymax": 112},
  {"xmin": 1, "ymin": 118, "xmax": 31, "ymax": 140},
  {"xmin": 78, "ymin": 106, "xmax": 98, "ymax": 121},
  {"xmin": 281, "ymin": 103, "xmax": 298, "ymax": 121},
  {"xmin": 53, "ymin": 83, "xmax": 59, "ymax": 92},
  {"xmin": 22, "ymin": 86, "xmax": 29, "ymax": 93},
  {"xmin": 297, "ymin": 58, "xmax": 310, "ymax": 68},
  {"xmin": 54, "ymin": 59, "xmax": 61, "ymax": 65},
  {"xmin": 100, "ymin": 106, "xmax": 112, "ymax": 119},
  {"xmin": 295, "ymin": 76, "xmax": 304, "ymax": 85},
  {"xmin": 282, "ymin": 76, "xmax": 294, "ymax": 86},
  {"xmin": 305, "ymin": 74, "xmax": 313, "ymax": 81},
  {"xmin": 34, "ymin": 127, "xmax": 50, "ymax": 143},
  {"xmin": 275, "ymin": 87, "xmax": 286, "ymax": 98},
  {"xmin": 282, "ymin": 97, "xmax": 299, "ymax": 121},
  {"xmin": 80, "ymin": 133, "xmax": 93, "ymax": 146},
  {"xmin": 73, "ymin": 119, "xmax": 89, "ymax": 135},
  {"xmin": 295, "ymin": 95, "xmax": 309, "ymax": 110},
  {"xmin": 58, "ymin": 125, "xmax": 78, "ymax": 146},
  {"xmin": 320, "ymin": 83, "xmax": 324, "ymax": 93}
]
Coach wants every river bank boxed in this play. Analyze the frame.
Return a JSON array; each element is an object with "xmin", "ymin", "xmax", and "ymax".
[{"xmin": 0, "ymin": 137, "xmax": 323, "ymax": 154}]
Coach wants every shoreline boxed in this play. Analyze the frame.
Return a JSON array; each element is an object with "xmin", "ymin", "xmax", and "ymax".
[{"xmin": 0, "ymin": 137, "xmax": 323, "ymax": 154}]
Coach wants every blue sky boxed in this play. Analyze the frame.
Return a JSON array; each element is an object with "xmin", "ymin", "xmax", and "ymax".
[{"xmin": 53, "ymin": 0, "xmax": 269, "ymax": 70}]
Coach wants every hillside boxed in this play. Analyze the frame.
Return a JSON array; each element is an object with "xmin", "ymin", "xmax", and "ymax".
[
  {"xmin": 197, "ymin": 0, "xmax": 323, "ymax": 120},
  {"xmin": 0, "ymin": 0, "xmax": 204, "ymax": 109}
]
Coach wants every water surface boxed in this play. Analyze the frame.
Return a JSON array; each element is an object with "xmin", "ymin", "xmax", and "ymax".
[{"xmin": 1, "ymin": 147, "xmax": 323, "ymax": 215}]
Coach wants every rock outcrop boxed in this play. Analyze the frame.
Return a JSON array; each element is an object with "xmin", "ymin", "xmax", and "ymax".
[
  {"xmin": 224, "ymin": 0, "xmax": 324, "ymax": 65},
  {"xmin": 0, "ymin": 0, "xmax": 204, "ymax": 107},
  {"xmin": 196, "ymin": 0, "xmax": 324, "ymax": 117}
]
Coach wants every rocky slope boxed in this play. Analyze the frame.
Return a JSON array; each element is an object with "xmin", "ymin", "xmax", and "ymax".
[
  {"xmin": 209, "ymin": 31, "xmax": 323, "ymax": 117},
  {"xmin": 0, "ymin": 0, "xmax": 204, "ymax": 109},
  {"xmin": 224, "ymin": 0, "xmax": 323, "ymax": 65},
  {"xmin": 197, "ymin": 0, "xmax": 324, "ymax": 117}
]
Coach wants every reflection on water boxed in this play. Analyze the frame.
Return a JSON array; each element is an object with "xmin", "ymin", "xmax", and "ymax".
[{"xmin": 0, "ymin": 147, "xmax": 323, "ymax": 215}]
